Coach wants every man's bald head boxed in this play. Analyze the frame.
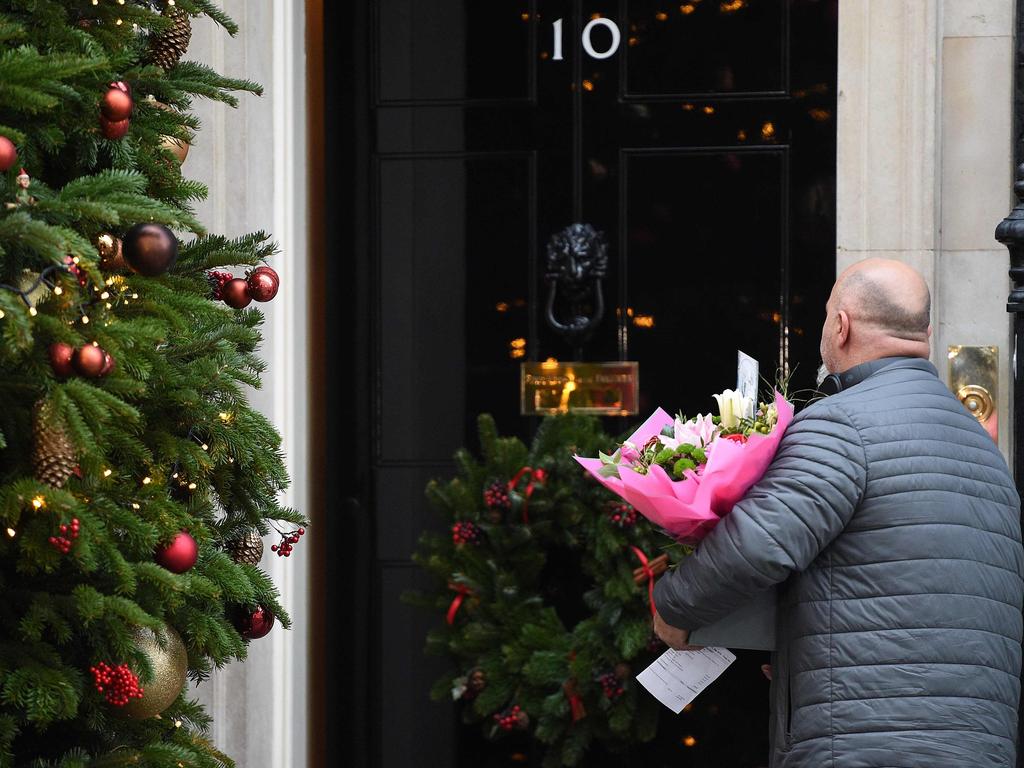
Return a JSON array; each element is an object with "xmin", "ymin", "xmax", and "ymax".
[
  {"xmin": 820, "ymin": 258, "xmax": 931, "ymax": 374},
  {"xmin": 833, "ymin": 259, "xmax": 931, "ymax": 342}
]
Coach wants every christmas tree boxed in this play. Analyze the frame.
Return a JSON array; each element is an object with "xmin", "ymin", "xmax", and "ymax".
[{"xmin": 0, "ymin": 3, "xmax": 305, "ymax": 766}]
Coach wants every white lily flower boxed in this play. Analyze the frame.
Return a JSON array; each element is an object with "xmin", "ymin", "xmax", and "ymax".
[{"xmin": 713, "ymin": 388, "xmax": 754, "ymax": 430}]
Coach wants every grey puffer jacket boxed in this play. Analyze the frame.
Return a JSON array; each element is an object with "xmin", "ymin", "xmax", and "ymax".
[{"xmin": 653, "ymin": 357, "xmax": 1024, "ymax": 767}]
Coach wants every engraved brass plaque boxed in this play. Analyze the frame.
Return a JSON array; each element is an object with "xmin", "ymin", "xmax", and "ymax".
[{"xmin": 520, "ymin": 361, "xmax": 639, "ymax": 416}]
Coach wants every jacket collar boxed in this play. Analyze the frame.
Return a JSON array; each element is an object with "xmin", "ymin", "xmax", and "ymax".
[{"xmin": 823, "ymin": 356, "xmax": 935, "ymax": 395}]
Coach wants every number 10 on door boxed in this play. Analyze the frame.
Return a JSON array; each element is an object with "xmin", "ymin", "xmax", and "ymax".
[{"xmin": 551, "ymin": 17, "xmax": 622, "ymax": 60}]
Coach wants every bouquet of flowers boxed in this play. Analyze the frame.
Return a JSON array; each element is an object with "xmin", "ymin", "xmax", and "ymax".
[{"xmin": 575, "ymin": 387, "xmax": 795, "ymax": 649}]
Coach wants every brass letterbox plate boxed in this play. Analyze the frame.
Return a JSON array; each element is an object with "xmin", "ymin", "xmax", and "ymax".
[
  {"xmin": 948, "ymin": 345, "xmax": 998, "ymax": 440},
  {"xmin": 520, "ymin": 361, "xmax": 639, "ymax": 416}
]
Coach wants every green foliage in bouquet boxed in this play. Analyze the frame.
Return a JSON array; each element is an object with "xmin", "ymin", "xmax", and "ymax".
[
  {"xmin": 409, "ymin": 414, "xmax": 684, "ymax": 767},
  {"xmin": 0, "ymin": 3, "xmax": 305, "ymax": 766}
]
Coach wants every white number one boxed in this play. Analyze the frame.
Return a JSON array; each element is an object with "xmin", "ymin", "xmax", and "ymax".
[
  {"xmin": 581, "ymin": 17, "xmax": 621, "ymax": 59},
  {"xmin": 552, "ymin": 17, "xmax": 564, "ymax": 60}
]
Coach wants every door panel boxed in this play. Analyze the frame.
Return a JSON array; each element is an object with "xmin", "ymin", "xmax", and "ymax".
[{"xmin": 348, "ymin": 1, "xmax": 839, "ymax": 765}]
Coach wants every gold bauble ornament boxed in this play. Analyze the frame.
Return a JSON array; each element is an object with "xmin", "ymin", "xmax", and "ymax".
[
  {"xmin": 117, "ymin": 623, "xmax": 188, "ymax": 720},
  {"xmin": 160, "ymin": 134, "xmax": 189, "ymax": 165}
]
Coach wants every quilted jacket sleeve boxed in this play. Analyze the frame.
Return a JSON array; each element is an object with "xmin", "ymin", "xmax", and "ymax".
[{"xmin": 653, "ymin": 401, "xmax": 867, "ymax": 630}]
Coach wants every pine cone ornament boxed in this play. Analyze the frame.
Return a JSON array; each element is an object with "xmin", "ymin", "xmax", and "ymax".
[
  {"xmin": 226, "ymin": 530, "xmax": 264, "ymax": 565},
  {"xmin": 148, "ymin": 6, "xmax": 192, "ymax": 71},
  {"xmin": 32, "ymin": 402, "xmax": 77, "ymax": 488}
]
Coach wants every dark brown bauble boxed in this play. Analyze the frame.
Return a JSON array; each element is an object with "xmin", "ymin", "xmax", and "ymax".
[
  {"xmin": 32, "ymin": 401, "xmax": 77, "ymax": 489},
  {"xmin": 101, "ymin": 86, "xmax": 133, "ymax": 121},
  {"xmin": 72, "ymin": 344, "xmax": 106, "ymax": 378},
  {"xmin": 225, "ymin": 530, "xmax": 264, "ymax": 565},
  {"xmin": 221, "ymin": 278, "xmax": 252, "ymax": 309},
  {"xmin": 154, "ymin": 530, "xmax": 198, "ymax": 573},
  {"xmin": 99, "ymin": 116, "xmax": 130, "ymax": 140},
  {"xmin": 232, "ymin": 605, "xmax": 275, "ymax": 640},
  {"xmin": 100, "ymin": 351, "xmax": 115, "ymax": 377},
  {"xmin": 96, "ymin": 233, "xmax": 128, "ymax": 271},
  {"xmin": 246, "ymin": 267, "xmax": 279, "ymax": 302},
  {"xmin": 116, "ymin": 624, "xmax": 188, "ymax": 720},
  {"xmin": 122, "ymin": 223, "xmax": 178, "ymax": 277},
  {"xmin": 48, "ymin": 342, "xmax": 75, "ymax": 379},
  {"xmin": 0, "ymin": 136, "xmax": 16, "ymax": 173}
]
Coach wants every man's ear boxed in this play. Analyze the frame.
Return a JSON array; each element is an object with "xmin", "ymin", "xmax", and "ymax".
[
  {"xmin": 836, "ymin": 309, "xmax": 851, "ymax": 347},
  {"xmin": 927, "ymin": 323, "xmax": 933, "ymax": 340}
]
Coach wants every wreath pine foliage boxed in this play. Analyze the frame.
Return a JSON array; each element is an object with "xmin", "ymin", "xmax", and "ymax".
[{"xmin": 409, "ymin": 413, "xmax": 683, "ymax": 766}]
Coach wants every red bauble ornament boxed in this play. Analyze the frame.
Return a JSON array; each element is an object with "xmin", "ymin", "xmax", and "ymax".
[
  {"xmin": 100, "ymin": 351, "xmax": 116, "ymax": 377},
  {"xmin": 246, "ymin": 266, "xmax": 279, "ymax": 302},
  {"xmin": 49, "ymin": 342, "xmax": 75, "ymax": 378},
  {"xmin": 0, "ymin": 136, "xmax": 16, "ymax": 173},
  {"xmin": 221, "ymin": 278, "xmax": 252, "ymax": 308},
  {"xmin": 72, "ymin": 344, "xmax": 106, "ymax": 378},
  {"xmin": 154, "ymin": 530, "xmax": 198, "ymax": 573},
  {"xmin": 122, "ymin": 223, "xmax": 178, "ymax": 276},
  {"xmin": 101, "ymin": 86, "xmax": 133, "ymax": 121},
  {"xmin": 100, "ymin": 116, "xmax": 130, "ymax": 140},
  {"xmin": 233, "ymin": 606, "xmax": 275, "ymax": 639}
]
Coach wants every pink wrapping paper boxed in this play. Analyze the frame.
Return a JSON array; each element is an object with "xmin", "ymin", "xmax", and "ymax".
[{"xmin": 575, "ymin": 392, "xmax": 794, "ymax": 543}]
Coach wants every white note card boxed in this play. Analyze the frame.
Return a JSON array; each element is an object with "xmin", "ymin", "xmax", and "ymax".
[{"xmin": 636, "ymin": 647, "xmax": 737, "ymax": 713}]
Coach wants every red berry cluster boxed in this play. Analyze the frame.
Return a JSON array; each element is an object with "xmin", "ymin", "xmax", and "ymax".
[
  {"xmin": 207, "ymin": 270, "xmax": 234, "ymax": 300},
  {"xmin": 90, "ymin": 661, "xmax": 144, "ymax": 706},
  {"xmin": 597, "ymin": 671, "xmax": 625, "ymax": 701},
  {"xmin": 48, "ymin": 518, "xmax": 80, "ymax": 554},
  {"xmin": 494, "ymin": 704, "xmax": 526, "ymax": 731},
  {"xmin": 451, "ymin": 521, "xmax": 482, "ymax": 546},
  {"xmin": 483, "ymin": 481, "xmax": 511, "ymax": 511},
  {"xmin": 63, "ymin": 255, "xmax": 88, "ymax": 287},
  {"xmin": 607, "ymin": 502, "xmax": 637, "ymax": 528},
  {"xmin": 270, "ymin": 527, "xmax": 305, "ymax": 557}
]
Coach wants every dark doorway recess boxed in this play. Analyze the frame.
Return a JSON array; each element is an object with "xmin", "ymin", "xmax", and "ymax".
[{"xmin": 323, "ymin": 1, "xmax": 838, "ymax": 766}]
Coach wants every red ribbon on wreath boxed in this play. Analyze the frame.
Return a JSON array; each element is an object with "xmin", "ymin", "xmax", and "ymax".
[
  {"xmin": 631, "ymin": 546, "xmax": 657, "ymax": 617},
  {"xmin": 508, "ymin": 466, "xmax": 547, "ymax": 524},
  {"xmin": 446, "ymin": 582, "xmax": 473, "ymax": 625},
  {"xmin": 562, "ymin": 679, "xmax": 587, "ymax": 722}
]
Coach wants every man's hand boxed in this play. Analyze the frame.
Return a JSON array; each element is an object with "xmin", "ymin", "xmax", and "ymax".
[{"xmin": 653, "ymin": 610, "xmax": 699, "ymax": 651}]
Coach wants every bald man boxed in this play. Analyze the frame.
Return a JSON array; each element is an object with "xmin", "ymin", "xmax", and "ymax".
[{"xmin": 653, "ymin": 258, "xmax": 1024, "ymax": 767}]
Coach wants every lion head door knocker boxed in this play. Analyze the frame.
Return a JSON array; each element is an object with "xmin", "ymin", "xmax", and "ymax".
[{"xmin": 545, "ymin": 223, "xmax": 608, "ymax": 358}]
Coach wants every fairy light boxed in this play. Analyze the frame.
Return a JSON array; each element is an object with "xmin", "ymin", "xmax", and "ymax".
[
  {"xmin": 142, "ymin": 477, "xmax": 152, "ymax": 485},
  {"xmin": 116, "ymin": 18, "xmax": 123, "ymax": 25},
  {"xmin": 100, "ymin": 291, "xmax": 109, "ymax": 300},
  {"xmin": 219, "ymin": 412, "xmax": 232, "ymax": 422},
  {"xmin": 228, "ymin": 457, "xmax": 235, "ymax": 463},
  {"xmin": 131, "ymin": 293, "xmax": 138, "ymax": 299},
  {"xmin": 103, "ymin": 469, "xmax": 112, "ymax": 477},
  {"xmin": 5, "ymin": 528, "xmax": 15, "ymax": 538},
  {"xmin": 53, "ymin": 286, "xmax": 63, "ymax": 296},
  {"xmin": 131, "ymin": 503, "xmax": 140, "ymax": 510},
  {"xmin": 31, "ymin": 496, "xmax": 45, "ymax": 510},
  {"xmin": 0, "ymin": 310, "xmax": 5, "ymax": 319},
  {"xmin": 28, "ymin": 307, "xmax": 37, "ymax": 316},
  {"xmin": 81, "ymin": 315, "xmax": 90, "ymax": 324},
  {"xmin": 201, "ymin": 443, "xmax": 209, "ymax": 451},
  {"xmin": 105, "ymin": 303, "xmax": 112, "ymax": 309},
  {"xmin": 187, "ymin": 482, "xmax": 197, "ymax": 490},
  {"xmin": 92, "ymin": 341, "xmax": 99, "ymax": 347}
]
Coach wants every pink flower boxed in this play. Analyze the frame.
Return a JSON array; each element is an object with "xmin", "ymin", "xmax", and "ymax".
[{"xmin": 661, "ymin": 413, "xmax": 718, "ymax": 451}]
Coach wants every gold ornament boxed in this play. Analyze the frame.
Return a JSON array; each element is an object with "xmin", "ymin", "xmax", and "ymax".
[
  {"xmin": 148, "ymin": 5, "xmax": 192, "ymax": 71},
  {"xmin": 118, "ymin": 623, "xmax": 188, "ymax": 720},
  {"xmin": 32, "ymin": 401, "xmax": 76, "ymax": 488},
  {"xmin": 96, "ymin": 233, "xmax": 128, "ymax": 271},
  {"xmin": 225, "ymin": 530, "xmax": 264, "ymax": 565},
  {"xmin": 160, "ymin": 133, "xmax": 189, "ymax": 165}
]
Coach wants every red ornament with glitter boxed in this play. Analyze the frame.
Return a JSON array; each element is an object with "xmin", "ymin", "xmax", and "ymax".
[
  {"xmin": 154, "ymin": 530, "xmax": 198, "ymax": 573},
  {"xmin": 90, "ymin": 661, "xmax": 144, "ymax": 707},
  {"xmin": 48, "ymin": 517, "xmax": 80, "ymax": 554},
  {"xmin": 246, "ymin": 265, "xmax": 279, "ymax": 302},
  {"xmin": 232, "ymin": 605, "xmax": 275, "ymax": 639}
]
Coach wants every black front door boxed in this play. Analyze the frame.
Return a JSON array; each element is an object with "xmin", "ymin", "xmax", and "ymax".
[{"xmin": 325, "ymin": 1, "xmax": 837, "ymax": 765}]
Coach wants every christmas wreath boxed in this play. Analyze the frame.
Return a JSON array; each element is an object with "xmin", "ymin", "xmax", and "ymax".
[{"xmin": 410, "ymin": 414, "xmax": 684, "ymax": 766}]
